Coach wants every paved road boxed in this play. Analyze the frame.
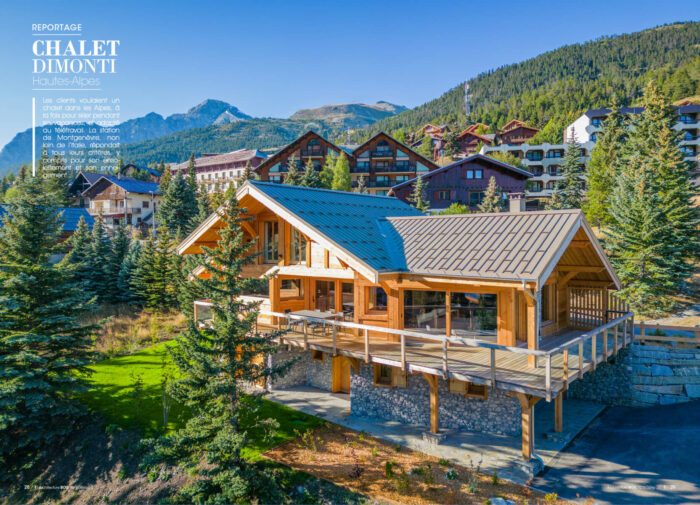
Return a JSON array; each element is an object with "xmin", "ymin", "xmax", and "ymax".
[{"xmin": 533, "ymin": 401, "xmax": 700, "ymax": 504}]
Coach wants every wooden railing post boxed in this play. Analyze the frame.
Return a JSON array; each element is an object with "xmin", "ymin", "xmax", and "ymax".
[
  {"xmin": 303, "ymin": 320, "xmax": 308, "ymax": 350},
  {"xmin": 400, "ymin": 334, "xmax": 406, "ymax": 371},
  {"xmin": 591, "ymin": 333, "xmax": 597, "ymax": 371},
  {"xmin": 442, "ymin": 338, "xmax": 448, "ymax": 378},
  {"xmin": 614, "ymin": 323, "xmax": 619, "ymax": 354},
  {"xmin": 364, "ymin": 328, "xmax": 370, "ymax": 363},
  {"xmin": 639, "ymin": 321, "xmax": 645, "ymax": 344},
  {"xmin": 563, "ymin": 349, "xmax": 569, "ymax": 390},
  {"xmin": 490, "ymin": 348, "xmax": 497, "ymax": 389},
  {"xmin": 332, "ymin": 324, "xmax": 337, "ymax": 356},
  {"xmin": 578, "ymin": 340, "xmax": 584, "ymax": 379},
  {"xmin": 695, "ymin": 325, "xmax": 700, "ymax": 347},
  {"xmin": 628, "ymin": 314, "xmax": 634, "ymax": 345},
  {"xmin": 603, "ymin": 329, "xmax": 608, "ymax": 360},
  {"xmin": 545, "ymin": 354, "xmax": 552, "ymax": 402}
]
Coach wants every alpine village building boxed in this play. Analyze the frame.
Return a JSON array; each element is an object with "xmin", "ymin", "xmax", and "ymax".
[
  {"xmin": 79, "ymin": 175, "xmax": 162, "ymax": 229},
  {"xmin": 170, "ymin": 149, "xmax": 267, "ymax": 193},
  {"xmin": 179, "ymin": 181, "xmax": 633, "ymax": 472},
  {"xmin": 253, "ymin": 131, "xmax": 439, "ymax": 195},
  {"xmin": 388, "ymin": 154, "xmax": 532, "ymax": 211}
]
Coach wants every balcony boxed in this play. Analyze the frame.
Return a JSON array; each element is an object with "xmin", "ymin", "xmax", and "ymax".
[
  {"xmin": 367, "ymin": 180, "xmax": 392, "ymax": 188},
  {"xmin": 90, "ymin": 206, "xmax": 142, "ymax": 217},
  {"xmin": 351, "ymin": 166, "xmax": 370, "ymax": 174},
  {"xmin": 374, "ymin": 165, "xmax": 416, "ymax": 174},
  {"xmin": 371, "ymin": 150, "xmax": 394, "ymax": 159},
  {"xmin": 301, "ymin": 149, "xmax": 324, "ymax": 158}
]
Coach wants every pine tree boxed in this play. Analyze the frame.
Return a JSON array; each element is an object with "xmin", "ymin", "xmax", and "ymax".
[
  {"xmin": 584, "ymin": 108, "xmax": 626, "ymax": 228},
  {"xmin": 18, "ymin": 165, "xmax": 27, "ymax": 182},
  {"xmin": 241, "ymin": 161, "xmax": 255, "ymax": 182},
  {"xmin": 331, "ymin": 152, "xmax": 352, "ymax": 192},
  {"xmin": 478, "ymin": 177, "xmax": 503, "ymax": 213},
  {"xmin": 158, "ymin": 171, "xmax": 199, "ymax": 237},
  {"xmin": 195, "ymin": 183, "xmax": 213, "ymax": 227},
  {"xmin": 85, "ymin": 215, "xmax": 112, "ymax": 302},
  {"xmin": 409, "ymin": 176, "xmax": 429, "ymax": 212},
  {"xmin": 283, "ymin": 156, "xmax": 303, "ymax": 186},
  {"xmin": 319, "ymin": 152, "xmax": 336, "ymax": 189},
  {"xmin": 553, "ymin": 132, "xmax": 585, "ymax": 209},
  {"xmin": 187, "ymin": 154, "xmax": 198, "ymax": 192},
  {"xmin": 417, "ymin": 134, "xmax": 434, "ymax": 159},
  {"xmin": 0, "ymin": 177, "xmax": 96, "ymax": 479},
  {"xmin": 394, "ymin": 130, "xmax": 406, "ymax": 144},
  {"xmin": 42, "ymin": 152, "xmax": 71, "ymax": 206},
  {"xmin": 355, "ymin": 175, "xmax": 368, "ymax": 194},
  {"xmin": 142, "ymin": 192, "xmax": 290, "ymax": 504},
  {"xmin": 117, "ymin": 241, "xmax": 142, "ymax": 304},
  {"xmin": 106, "ymin": 225, "xmax": 131, "ymax": 303},
  {"xmin": 545, "ymin": 187, "xmax": 565, "ymax": 211},
  {"xmin": 159, "ymin": 165, "xmax": 172, "ymax": 193},
  {"xmin": 133, "ymin": 230, "xmax": 178, "ymax": 310},
  {"xmin": 444, "ymin": 130, "xmax": 461, "ymax": 159},
  {"xmin": 300, "ymin": 158, "xmax": 322, "ymax": 188}
]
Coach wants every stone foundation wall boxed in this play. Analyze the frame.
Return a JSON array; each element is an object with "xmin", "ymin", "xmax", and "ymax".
[
  {"xmin": 267, "ymin": 348, "xmax": 332, "ymax": 392},
  {"xmin": 568, "ymin": 343, "xmax": 700, "ymax": 406},
  {"xmin": 350, "ymin": 364, "xmax": 521, "ymax": 436}
]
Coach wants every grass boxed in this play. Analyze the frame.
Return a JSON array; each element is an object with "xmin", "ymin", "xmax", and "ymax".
[{"xmin": 79, "ymin": 341, "xmax": 322, "ymax": 459}]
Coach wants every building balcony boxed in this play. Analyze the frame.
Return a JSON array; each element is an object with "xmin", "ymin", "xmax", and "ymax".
[
  {"xmin": 371, "ymin": 150, "xmax": 394, "ymax": 159},
  {"xmin": 301, "ymin": 150, "xmax": 324, "ymax": 158},
  {"xmin": 90, "ymin": 206, "xmax": 143, "ymax": 217},
  {"xmin": 374, "ymin": 165, "xmax": 416, "ymax": 174}
]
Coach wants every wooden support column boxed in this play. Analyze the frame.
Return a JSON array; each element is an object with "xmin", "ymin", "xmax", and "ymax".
[
  {"xmin": 554, "ymin": 394, "xmax": 563, "ymax": 433},
  {"xmin": 525, "ymin": 295, "xmax": 537, "ymax": 367},
  {"xmin": 516, "ymin": 393, "xmax": 541, "ymax": 460},
  {"xmin": 422, "ymin": 373, "xmax": 439, "ymax": 433}
]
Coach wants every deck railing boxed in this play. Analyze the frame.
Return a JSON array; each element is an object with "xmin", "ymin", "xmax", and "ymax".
[{"xmin": 634, "ymin": 322, "xmax": 700, "ymax": 347}]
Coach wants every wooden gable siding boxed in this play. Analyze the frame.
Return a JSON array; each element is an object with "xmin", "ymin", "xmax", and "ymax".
[
  {"xmin": 91, "ymin": 182, "xmax": 127, "ymax": 201},
  {"xmin": 255, "ymin": 132, "xmax": 342, "ymax": 181},
  {"xmin": 391, "ymin": 157, "xmax": 528, "ymax": 210}
]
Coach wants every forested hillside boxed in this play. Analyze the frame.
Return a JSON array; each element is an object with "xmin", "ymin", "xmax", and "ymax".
[{"xmin": 344, "ymin": 22, "xmax": 700, "ymax": 144}]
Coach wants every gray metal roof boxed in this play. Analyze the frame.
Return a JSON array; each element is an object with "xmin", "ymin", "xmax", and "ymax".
[{"xmin": 383, "ymin": 210, "xmax": 583, "ymax": 282}]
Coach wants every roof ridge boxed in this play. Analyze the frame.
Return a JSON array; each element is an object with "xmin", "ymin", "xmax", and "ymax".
[
  {"xmin": 248, "ymin": 180, "xmax": 417, "ymax": 202},
  {"xmin": 386, "ymin": 209, "xmax": 581, "ymax": 221}
]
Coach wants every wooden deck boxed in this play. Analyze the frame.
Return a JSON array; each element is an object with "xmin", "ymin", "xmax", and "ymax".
[{"xmin": 257, "ymin": 313, "xmax": 634, "ymax": 400}]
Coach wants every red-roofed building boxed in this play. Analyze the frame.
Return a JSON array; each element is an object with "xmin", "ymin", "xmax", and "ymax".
[
  {"xmin": 170, "ymin": 149, "xmax": 267, "ymax": 192},
  {"xmin": 498, "ymin": 120, "xmax": 539, "ymax": 145}
]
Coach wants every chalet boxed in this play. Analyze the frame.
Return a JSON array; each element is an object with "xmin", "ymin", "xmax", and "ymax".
[
  {"xmin": 68, "ymin": 171, "xmax": 105, "ymax": 207},
  {"xmin": 498, "ymin": 119, "xmax": 539, "ymax": 146},
  {"xmin": 81, "ymin": 175, "xmax": 162, "ymax": 229},
  {"xmin": 387, "ymin": 154, "xmax": 532, "ymax": 210},
  {"xmin": 118, "ymin": 163, "xmax": 161, "ymax": 182},
  {"xmin": 179, "ymin": 181, "xmax": 633, "ymax": 472},
  {"xmin": 171, "ymin": 149, "xmax": 267, "ymax": 193},
  {"xmin": 455, "ymin": 125, "xmax": 496, "ymax": 156},
  {"xmin": 410, "ymin": 124, "xmax": 451, "ymax": 156},
  {"xmin": 254, "ymin": 131, "xmax": 439, "ymax": 196}
]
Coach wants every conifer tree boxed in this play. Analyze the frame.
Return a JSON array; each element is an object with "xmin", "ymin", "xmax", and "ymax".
[
  {"xmin": 118, "ymin": 241, "xmax": 142, "ymax": 304},
  {"xmin": 552, "ymin": 132, "xmax": 585, "ymax": 209},
  {"xmin": 331, "ymin": 152, "xmax": 352, "ymax": 192},
  {"xmin": 106, "ymin": 225, "xmax": 131, "ymax": 303},
  {"xmin": 85, "ymin": 215, "xmax": 112, "ymax": 302},
  {"xmin": 300, "ymin": 158, "xmax": 322, "ymax": 188},
  {"xmin": 444, "ymin": 130, "xmax": 461, "ymax": 159},
  {"xmin": 159, "ymin": 165, "xmax": 172, "ymax": 193},
  {"xmin": 158, "ymin": 159, "xmax": 165, "ymax": 176},
  {"xmin": 63, "ymin": 216, "xmax": 92, "ymax": 284},
  {"xmin": 478, "ymin": 177, "xmax": 503, "ymax": 213},
  {"xmin": 133, "ymin": 230, "xmax": 178, "ymax": 310},
  {"xmin": 409, "ymin": 176, "xmax": 429, "ymax": 212},
  {"xmin": 195, "ymin": 183, "xmax": 214, "ymax": 227},
  {"xmin": 584, "ymin": 108, "xmax": 626, "ymax": 228},
  {"xmin": 158, "ymin": 171, "xmax": 199, "ymax": 237},
  {"xmin": 0, "ymin": 177, "xmax": 96, "ymax": 479},
  {"xmin": 42, "ymin": 152, "xmax": 70, "ymax": 206},
  {"xmin": 187, "ymin": 154, "xmax": 198, "ymax": 192},
  {"xmin": 240, "ymin": 161, "xmax": 255, "ymax": 182},
  {"xmin": 417, "ymin": 134, "xmax": 434, "ymax": 159},
  {"xmin": 394, "ymin": 130, "xmax": 406, "ymax": 144},
  {"xmin": 319, "ymin": 152, "xmax": 336, "ymax": 189},
  {"xmin": 142, "ymin": 192, "xmax": 289, "ymax": 504},
  {"xmin": 355, "ymin": 175, "xmax": 368, "ymax": 194},
  {"xmin": 545, "ymin": 187, "xmax": 565, "ymax": 211},
  {"xmin": 283, "ymin": 156, "xmax": 303, "ymax": 186},
  {"xmin": 18, "ymin": 165, "xmax": 27, "ymax": 182}
]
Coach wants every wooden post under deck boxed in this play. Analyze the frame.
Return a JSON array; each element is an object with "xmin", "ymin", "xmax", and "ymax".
[
  {"xmin": 516, "ymin": 393, "xmax": 541, "ymax": 460},
  {"xmin": 554, "ymin": 394, "xmax": 563, "ymax": 433},
  {"xmin": 526, "ymin": 296, "xmax": 537, "ymax": 367},
  {"xmin": 422, "ymin": 373, "xmax": 439, "ymax": 433}
]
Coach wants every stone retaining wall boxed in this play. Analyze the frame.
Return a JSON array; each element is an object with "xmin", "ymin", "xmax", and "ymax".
[
  {"xmin": 267, "ymin": 348, "xmax": 332, "ymax": 392},
  {"xmin": 350, "ymin": 364, "xmax": 521, "ymax": 436},
  {"xmin": 568, "ymin": 343, "xmax": 700, "ymax": 406}
]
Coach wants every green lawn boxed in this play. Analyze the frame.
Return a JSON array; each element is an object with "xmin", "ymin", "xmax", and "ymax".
[{"xmin": 80, "ymin": 342, "xmax": 322, "ymax": 459}]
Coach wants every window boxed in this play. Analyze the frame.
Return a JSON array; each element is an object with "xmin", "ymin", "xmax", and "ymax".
[
  {"xmin": 375, "ymin": 190, "xmax": 388, "ymax": 196},
  {"xmin": 469, "ymin": 191, "xmax": 485, "ymax": 206},
  {"xmin": 395, "ymin": 175, "xmax": 409, "ymax": 183},
  {"xmin": 590, "ymin": 133, "xmax": 597, "ymax": 142},
  {"xmin": 367, "ymin": 286, "xmax": 387, "ymax": 312},
  {"xmin": 280, "ymin": 278, "xmax": 304, "ymax": 300},
  {"xmin": 290, "ymin": 228, "xmax": 306, "ymax": 264},
  {"xmin": 375, "ymin": 176, "xmax": 390, "ymax": 186},
  {"xmin": 404, "ymin": 290, "xmax": 446, "ymax": 333},
  {"xmin": 373, "ymin": 364, "xmax": 393, "ymax": 387},
  {"xmin": 474, "ymin": 169, "xmax": 483, "ymax": 179},
  {"xmin": 142, "ymin": 200, "xmax": 149, "ymax": 208},
  {"xmin": 450, "ymin": 292, "xmax": 497, "ymax": 339},
  {"xmin": 341, "ymin": 282, "xmax": 354, "ymax": 320},
  {"xmin": 526, "ymin": 152, "xmax": 543, "ymax": 161},
  {"xmin": 311, "ymin": 350, "xmax": 325, "ymax": 362},
  {"xmin": 315, "ymin": 280, "xmax": 336, "ymax": 312},
  {"xmin": 376, "ymin": 139, "xmax": 390, "ymax": 152},
  {"xmin": 465, "ymin": 170, "xmax": 474, "ymax": 179},
  {"xmin": 263, "ymin": 221, "xmax": 279, "ymax": 263},
  {"xmin": 435, "ymin": 190, "xmax": 450, "ymax": 200}
]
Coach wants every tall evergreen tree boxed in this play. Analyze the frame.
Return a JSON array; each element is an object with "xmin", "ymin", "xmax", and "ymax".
[
  {"xmin": 443, "ymin": 130, "xmax": 461, "ymax": 159},
  {"xmin": 355, "ymin": 175, "xmax": 368, "ymax": 194},
  {"xmin": 0, "ymin": 177, "xmax": 96, "ymax": 480},
  {"xmin": 133, "ymin": 230, "xmax": 178, "ymax": 310},
  {"xmin": 283, "ymin": 156, "xmax": 303, "ymax": 186},
  {"xmin": 142, "ymin": 192, "xmax": 289, "ymax": 503},
  {"xmin": 300, "ymin": 158, "xmax": 322, "ymax": 188},
  {"xmin": 106, "ymin": 225, "xmax": 131, "ymax": 303},
  {"xmin": 417, "ymin": 134, "xmax": 434, "ymax": 159},
  {"xmin": 158, "ymin": 171, "xmax": 199, "ymax": 236},
  {"xmin": 240, "ymin": 161, "xmax": 255, "ymax": 183},
  {"xmin": 319, "ymin": 152, "xmax": 336, "ymax": 189},
  {"xmin": 584, "ymin": 108, "xmax": 626, "ymax": 228},
  {"xmin": 63, "ymin": 216, "xmax": 92, "ymax": 286},
  {"xmin": 18, "ymin": 165, "xmax": 27, "ymax": 182},
  {"xmin": 409, "ymin": 176, "xmax": 429, "ymax": 212},
  {"xmin": 187, "ymin": 154, "xmax": 198, "ymax": 192},
  {"xmin": 159, "ymin": 165, "xmax": 172, "ymax": 193},
  {"xmin": 478, "ymin": 176, "xmax": 503, "ymax": 213},
  {"xmin": 118, "ymin": 241, "xmax": 142, "ymax": 305},
  {"xmin": 85, "ymin": 215, "xmax": 112, "ymax": 302},
  {"xmin": 331, "ymin": 152, "xmax": 352, "ymax": 192},
  {"xmin": 551, "ymin": 133, "xmax": 585, "ymax": 209}
]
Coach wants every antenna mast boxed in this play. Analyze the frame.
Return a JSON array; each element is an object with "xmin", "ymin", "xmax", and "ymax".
[{"xmin": 464, "ymin": 82, "xmax": 471, "ymax": 120}]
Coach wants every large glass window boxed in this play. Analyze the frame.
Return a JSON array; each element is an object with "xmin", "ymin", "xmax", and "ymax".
[
  {"xmin": 450, "ymin": 292, "xmax": 497, "ymax": 338},
  {"xmin": 367, "ymin": 286, "xmax": 387, "ymax": 312},
  {"xmin": 290, "ymin": 227, "xmax": 306, "ymax": 264},
  {"xmin": 263, "ymin": 221, "xmax": 279, "ymax": 263},
  {"xmin": 404, "ymin": 290, "xmax": 446, "ymax": 333},
  {"xmin": 280, "ymin": 278, "xmax": 304, "ymax": 300},
  {"xmin": 341, "ymin": 282, "xmax": 354, "ymax": 320},
  {"xmin": 315, "ymin": 280, "xmax": 336, "ymax": 312}
]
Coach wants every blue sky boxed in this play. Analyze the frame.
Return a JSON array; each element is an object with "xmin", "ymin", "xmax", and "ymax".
[{"xmin": 0, "ymin": 0, "xmax": 697, "ymax": 146}]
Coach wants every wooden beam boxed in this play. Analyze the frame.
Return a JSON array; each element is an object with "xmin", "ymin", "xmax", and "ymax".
[
  {"xmin": 526, "ymin": 296, "xmax": 537, "ymax": 367},
  {"xmin": 422, "ymin": 373, "xmax": 439, "ymax": 433},
  {"xmin": 240, "ymin": 220, "xmax": 257, "ymax": 237},
  {"xmin": 556, "ymin": 266, "xmax": 605, "ymax": 273},
  {"xmin": 323, "ymin": 249, "xmax": 330, "ymax": 269},
  {"xmin": 516, "ymin": 393, "xmax": 541, "ymax": 461},
  {"xmin": 568, "ymin": 240, "xmax": 591, "ymax": 248},
  {"xmin": 559, "ymin": 271, "xmax": 579, "ymax": 285},
  {"xmin": 554, "ymin": 394, "xmax": 563, "ymax": 433}
]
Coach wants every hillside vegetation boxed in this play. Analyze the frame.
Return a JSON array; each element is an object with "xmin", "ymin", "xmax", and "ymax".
[{"xmin": 344, "ymin": 22, "xmax": 700, "ymax": 143}]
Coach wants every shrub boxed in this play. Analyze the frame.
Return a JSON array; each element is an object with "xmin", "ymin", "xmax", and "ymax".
[
  {"xmin": 445, "ymin": 468, "xmax": 458, "ymax": 481},
  {"xmin": 384, "ymin": 460, "xmax": 396, "ymax": 478},
  {"xmin": 545, "ymin": 493, "xmax": 559, "ymax": 504},
  {"xmin": 438, "ymin": 458, "xmax": 450, "ymax": 466},
  {"xmin": 492, "ymin": 470, "xmax": 499, "ymax": 486}
]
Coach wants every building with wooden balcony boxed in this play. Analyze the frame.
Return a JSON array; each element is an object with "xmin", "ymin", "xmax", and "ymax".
[
  {"xmin": 81, "ymin": 175, "xmax": 162, "ymax": 229},
  {"xmin": 179, "ymin": 181, "xmax": 633, "ymax": 470},
  {"xmin": 498, "ymin": 119, "xmax": 540, "ymax": 146},
  {"xmin": 254, "ymin": 131, "xmax": 438, "ymax": 195},
  {"xmin": 170, "ymin": 149, "xmax": 267, "ymax": 193}
]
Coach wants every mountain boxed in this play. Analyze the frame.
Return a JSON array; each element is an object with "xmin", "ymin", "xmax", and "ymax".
[
  {"xmin": 290, "ymin": 101, "xmax": 408, "ymax": 128},
  {"xmin": 346, "ymin": 22, "xmax": 700, "ymax": 143},
  {"xmin": 0, "ymin": 99, "xmax": 250, "ymax": 174}
]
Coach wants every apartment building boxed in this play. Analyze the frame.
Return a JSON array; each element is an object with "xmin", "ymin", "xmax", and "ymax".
[
  {"xmin": 81, "ymin": 175, "xmax": 162, "ymax": 229},
  {"xmin": 254, "ymin": 131, "xmax": 439, "ymax": 195},
  {"xmin": 482, "ymin": 104, "xmax": 700, "ymax": 201},
  {"xmin": 170, "ymin": 149, "xmax": 267, "ymax": 192}
]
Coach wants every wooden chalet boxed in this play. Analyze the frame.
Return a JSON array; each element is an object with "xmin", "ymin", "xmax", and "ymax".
[
  {"xmin": 179, "ymin": 181, "xmax": 633, "ymax": 464},
  {"xmin": 456, "ymin": 126, "xmax": 495, "ymax": 156},
  {"xmin": 81, "ymin": 175, "xmax": 162, "ymax": 229},
  {"xmin": 499, "ymin": 120, "xmax": 539, "ymax": 146}
]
